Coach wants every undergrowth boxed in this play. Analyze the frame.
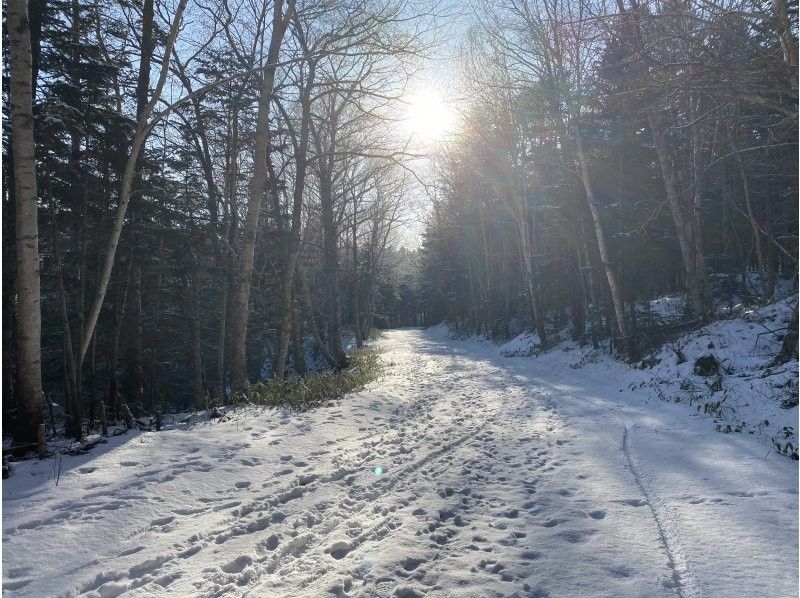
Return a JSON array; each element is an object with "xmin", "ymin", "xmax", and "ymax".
[{"xmin": 238, "ymin": 346, "xmax": 383, "ymax": 409}]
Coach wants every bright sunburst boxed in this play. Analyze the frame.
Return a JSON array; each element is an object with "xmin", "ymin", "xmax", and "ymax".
[{"xmin": 402, "ymin": 90, "xmax": 457, "ymax": 142}]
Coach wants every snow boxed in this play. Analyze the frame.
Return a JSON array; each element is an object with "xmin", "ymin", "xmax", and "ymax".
[
  {"xmin": 498, "ymin": 295, "xmax": 799, "ymax": 458},
  {"xmin": 3, "ymin": 325, "xmax": 798, "ymax": 597}
]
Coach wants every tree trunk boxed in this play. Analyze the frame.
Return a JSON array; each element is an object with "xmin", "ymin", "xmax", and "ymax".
[
  {"xmin": 3, "ymin": 172, "xmax": 17, "ymax": 434},
  {"xmin": 8, "ymin": 0, "xmax": 43, "ymax": 450},
  {"xmin": 300, "ymin": 267, "xmax": 336, "ymax": 368},
  {"xmin": 774, "ymin": 0, "xmax": 798, "ymax": 76},
  {"xmin": 274, "ymin": 253, "xmax": 298, "ymax": 381},
  {"xmin": 574, "ymin": 128, "xmax": 629, "ymax": 340},
  {"xmin": 274, "ymin": 55, "xmax": 314, "ymax": 381},
  {"xmin": 135, "ymin": 0, "xmax": 154, "ymax": 121},
  {"xmin": 88, "ymin": 327, "xmax": 96, "ymax": 429},
  {"xmin": 216, "ymin": 280, "xmax": 228, "ymax": 401},
  {"xmin": 514, "ymin": 192, "xmax": 547, "ymax": 344},
  {"xmin": 108, "ymin": 266, "xmax": 131, "ymax": 423},
  {"xmin": 78, "ymin": 0, "xmax": 188, "ymax": 371},
  {"xmin": 351, "ymin": 196, "xmax": 363, "ymax": 348},
  {"xmin": 133, "ymin": 264, "xmax": 144, "ymax": 409},
  {"xmin": 769, "ymin": 305, "xmax": 799, "ymax": 366},
  {"xmin": 28, "ymin": 0, "xmax": 45, "ymax": 88},
  {"xmin": 647, "ymin": 111, "xmax": 705, "ymax": 318},
  {"xmin": 690, "ymin": 118, "xmax": 710, "ymax": 310},
  {"xmin": 734, "ymin": 149, "xmax": 772, "ymax": 299},
  {"xmin": 49, "ymin": 191, "xmax": 82, "ymax": 439},
  {"xmin": 230, "ymin": 0, "xmax": 290, "ymax": 391},
  {"xmin": 292, "ymin": 306, "xmax": 306, "ymax": 377},
  {"xmin": 320, "ymin": 187, "xmax": 348, "ymax": 367},
  {"xmin": 191, "ymin": 268, "xmax": 205, "ymax": 410}
]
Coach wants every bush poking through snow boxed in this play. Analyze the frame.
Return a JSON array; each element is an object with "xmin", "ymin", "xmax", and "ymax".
[
  {"xmin": 238, "ymin": 347, "xmax": 382, "ymax": 409},
  {"xmin": 693, "ymin": 355, "xmax": 720, "ymax": 377}
]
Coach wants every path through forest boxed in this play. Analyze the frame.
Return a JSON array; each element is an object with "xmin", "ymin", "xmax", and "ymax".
[{"xmin": 3, "ymin": 329, "xmax": 797, "ymax": 597}]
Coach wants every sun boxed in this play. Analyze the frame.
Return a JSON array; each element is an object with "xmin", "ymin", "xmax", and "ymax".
[{"xmin": 402, "ymin": 90, "xmax": 457, "ymax": 143}]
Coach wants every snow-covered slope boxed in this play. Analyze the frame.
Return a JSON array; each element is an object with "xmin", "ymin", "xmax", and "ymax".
[
  {"xmin": 498, "ymin": 296, "xmax": 799, "ymax": 459},
  {"xmin": 2, "ymin": 328, "xmax": 797, "ymax": 597}
]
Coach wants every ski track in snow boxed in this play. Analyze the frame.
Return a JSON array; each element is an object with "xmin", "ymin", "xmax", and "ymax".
[
  {"xmin": 2, "ymin": 329, "xmax": 797, "ymax": 597},
  {"xmin": 621, "ymin": 425, "xmax": 699, "ymax": 598}
]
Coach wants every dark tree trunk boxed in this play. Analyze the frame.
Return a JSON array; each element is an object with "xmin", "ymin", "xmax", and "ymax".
[{"xmin": 9, "ymin": 0, "xmax": 43, "ymax": 450}]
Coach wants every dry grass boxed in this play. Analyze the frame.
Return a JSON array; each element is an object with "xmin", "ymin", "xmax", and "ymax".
[{"xmin": 239, "ymin": 346, "xmax": 383, "ymax": 409}]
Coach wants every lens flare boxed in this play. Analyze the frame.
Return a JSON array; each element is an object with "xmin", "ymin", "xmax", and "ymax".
[{"xmin": 402, "ymin": 90, "xmax": 456, "ymax": 142}]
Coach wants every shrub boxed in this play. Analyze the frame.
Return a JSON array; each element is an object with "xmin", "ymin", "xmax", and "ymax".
[{"xmin": 239, "ymin": 346, "xmax": 383, "ymax": 409}]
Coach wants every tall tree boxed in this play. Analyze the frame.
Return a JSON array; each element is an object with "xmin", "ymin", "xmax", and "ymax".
[
  {"xmin": 229, "ymin": 0, "xmax": 293, "ymax": 391},
  {"xmin": 8, "ymin": 0, "xmax": 43, "ymax": 449}
]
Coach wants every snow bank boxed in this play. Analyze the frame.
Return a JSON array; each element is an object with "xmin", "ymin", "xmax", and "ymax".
[
  {"xmin": 629, "ymin": 297, "xmax": 798, "ymax": 457},
  {"xmin": 442, "ymin": 295, "xmax": 799, "ymax": 459}
]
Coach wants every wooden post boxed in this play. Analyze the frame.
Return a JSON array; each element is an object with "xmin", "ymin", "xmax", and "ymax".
[
  {"xmin": 37, "ymin": 424, "xmax": 46, "ymax": 459},
  {"xmin": 99, "ymin": 401, "xmax": 108, "ymax": 436},
  {"xmin": 155, "ymin": 408, "xmax": 162, "ymax": 432}
]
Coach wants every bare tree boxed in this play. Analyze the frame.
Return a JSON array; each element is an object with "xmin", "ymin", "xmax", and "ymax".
[{"xmin": 229, "ymin": 0, "xmax": 294, "ymax": 391}]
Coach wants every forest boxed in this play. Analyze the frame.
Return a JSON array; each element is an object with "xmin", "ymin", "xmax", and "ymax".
[
  {"xmin": 3, "ymin": 0, "xmax": 798, "ymax": 448},
  {"xmin": 420, "ymin": 0, "xmax": 798, "ymax": 347},
  {"xmin": 4, "ymin": 0, "xmax": 434, "ymax": 450},
  {"xmin": 2, "ymin": 0, "xmax": 798, "ymax": 596}
]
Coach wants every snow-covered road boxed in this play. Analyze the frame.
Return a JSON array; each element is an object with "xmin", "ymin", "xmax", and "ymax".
[{"xmin": 3, "ymin": 329, "xmax": 798, "ymax": 597}]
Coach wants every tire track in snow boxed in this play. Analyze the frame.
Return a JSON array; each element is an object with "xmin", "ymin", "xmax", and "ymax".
[{"xmin": 622, "ymin": 425, "xmax": 701, "ymax": 598}]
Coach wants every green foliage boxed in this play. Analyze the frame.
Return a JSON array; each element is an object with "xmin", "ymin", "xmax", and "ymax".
[{"xmin": 238, "ymin": 347, "xmax": 383, "ymax": 409}]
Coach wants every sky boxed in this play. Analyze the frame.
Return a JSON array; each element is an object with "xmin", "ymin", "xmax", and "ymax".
[{"xmin": 392, "ymin": 2, "xmax": 474, "ymax": 249}]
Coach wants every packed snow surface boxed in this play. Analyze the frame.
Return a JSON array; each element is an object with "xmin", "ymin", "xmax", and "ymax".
[{"xmin": 3, "ymin": 329, "xmax": 798, "ymax": 597}]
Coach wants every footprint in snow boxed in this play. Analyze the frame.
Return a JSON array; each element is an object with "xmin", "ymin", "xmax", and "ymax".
[
  {"xmin": 327, "ymin": 540, "xmax": 352, "ymax": 559},
  {"xmin": 261, "ymin": 534, "xmax": 281, "ymax": 551},
  {"xmin": 400, "ymin": 556, "xmax": 425, "ymax": 571},
  {"xmin": 615, "ymin": 498, "xmax": 647, "ymax": 507},
  {"xmin": 607, "ymin": 565, "xmax": 635, "ymax": 578},
  {"xmin": 393, "ymin": 586, "xmax": 425, "ymax": 598},
  {"xmin": 3, "ymin": 579, "xmax": 33, "ymax": 591},
  {"xmin": 150, "ymin": 515, "xmax": 175, "ymax": 527},
  {"xmin": 556, "ymin": 529, "xmax": 597, "ymax": 544},
  {"xmin": 173, "ymin": 507, "xmax": 205, "ymax": 516},
  {"xmin": 221, "ymin": 555, "xmax": 252, "ymax": 574},
  {"xmin": 520, "ymin": 550, "xmax": 542, "ymax": 561}
]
